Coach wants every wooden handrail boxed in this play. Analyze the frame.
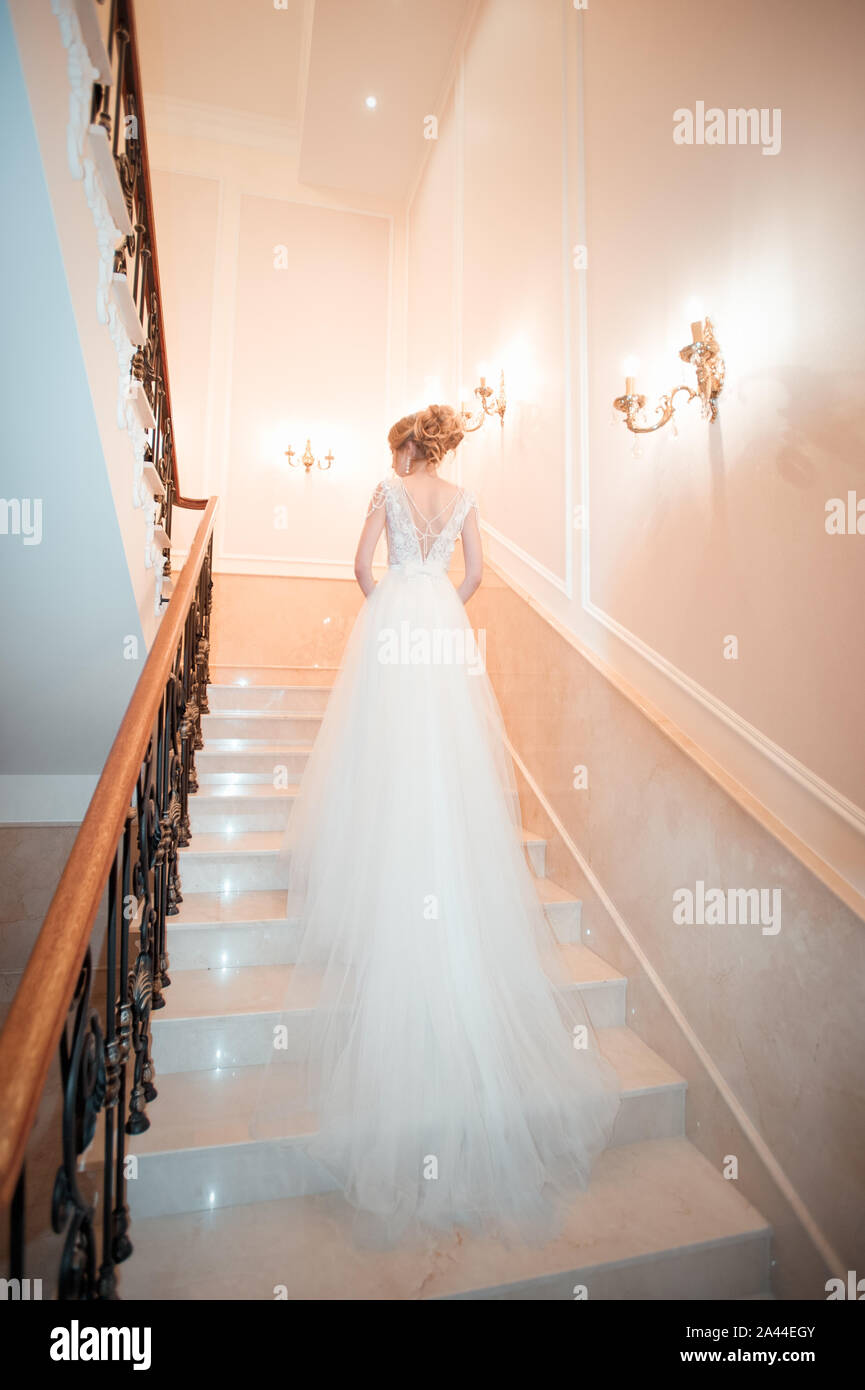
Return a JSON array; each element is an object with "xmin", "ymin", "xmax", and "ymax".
[{"xmin": 0, "ymin": 497, "xmax": 218, "ymax": 1207}]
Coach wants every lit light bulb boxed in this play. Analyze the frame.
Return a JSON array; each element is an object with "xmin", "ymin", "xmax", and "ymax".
[
  {"xmin": 365, "ymin": 95, "xmax": 377, "ymax": 109},
  {"xmin": 621, "ymin": 355, "xmax": 640, "ymax": 376}
]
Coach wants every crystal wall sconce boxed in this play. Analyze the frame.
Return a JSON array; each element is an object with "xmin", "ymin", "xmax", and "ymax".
[
  {"xmin": 460, "ymin": 369, "xmax": 507, "ymax": 433},
  {"xmin": 285, "ymin": 439, "xmax": 334, "ymax": 472},
  {"xmin": 614, "ymin": 318, "xmax": 725, "ymax": 434}
]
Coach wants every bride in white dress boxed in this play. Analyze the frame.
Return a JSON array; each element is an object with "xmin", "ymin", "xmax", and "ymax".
[{"xmin": 254, "ymin": 404, "xmax": 620, "ymax": 1248}]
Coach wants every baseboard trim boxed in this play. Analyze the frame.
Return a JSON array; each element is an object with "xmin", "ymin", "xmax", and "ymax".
[
  {"xmin": 584, "ymin": 596, "xmax": 865, "ymax": 839},
  {"xmin": 508, "ymin": 737, "xmax": 843, "ymax": 1282},
  {"xmin": 487, "ymin": 560, "xmax": 865, "ymax": 923}
]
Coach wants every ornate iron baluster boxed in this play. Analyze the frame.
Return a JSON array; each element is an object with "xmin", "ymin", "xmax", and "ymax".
[
  {"xmin": 51, "ymin": 953, "xmax": 104, "ymax": 1300},
  {"xmin": 3, "ymin": 0, "xmax": 215, "ymax": 1301}
]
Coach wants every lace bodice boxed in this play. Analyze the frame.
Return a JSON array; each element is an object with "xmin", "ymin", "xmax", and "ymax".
[{"xmin": 367, "ymin": 475, "xmax": 478, "ymax": 572}]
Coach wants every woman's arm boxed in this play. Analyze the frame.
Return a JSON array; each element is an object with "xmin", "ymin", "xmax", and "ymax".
[
  {"xmin": 354, "ymin": 496, "xmax": 386, "ymax": 596},
  {"xmin": 456, "ymin": 506, "xmax": 483, "ymax": 604}
]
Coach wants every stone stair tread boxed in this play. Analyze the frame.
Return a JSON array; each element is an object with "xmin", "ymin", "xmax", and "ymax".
[
  {"xmin": 116, "ymin": 1137, "xmax": 769, "ymax": 1301},
  {"xmin": 596, "ymin": 1026, "xmax": 685, "ymax": 1092},
  {"xmin": 210, "ymin": 667, "xmax": 338, "ymax": 685},
  {"xmin": 119, "ymin": 1029, "xmax": 685, "ymax": 1159},
  {"xmin": 198, "ymin": 746, "xmax": 314, "ymax": 761},
  {"xmin": 208, "ymin": 684, "xmax": 334, "ymax": 695},
  {"xmin": 171, "ymin": 889, "xmax": 302, "ymax": 927},
  {"xmin": 172, "ymin": 869, "xmax": 573, "ymax": 929},
  {"xmin": 181, "ymin": 831, "xmax": 284, "ymax": 856},
  {"xmin": 556, "ymin": 942, "xmax": 625, "ymax": 985},
  {"xmin": 535, "ymin": 877, "xmax": 577, "ymax": 906},
  {"xmin": 203, "ymin": 711, "xmax": 324, "ymax": 721},
  {"xmin": 192, "ymin": 785, "xmax": 300, "ymax": 801},
  {"xmin": 183, "ymin": 830, "xmax": 552, "ymax": 857},
  {"xmin": 155, "ymin": 940, "xmax": 622, "ymax": 1022}
]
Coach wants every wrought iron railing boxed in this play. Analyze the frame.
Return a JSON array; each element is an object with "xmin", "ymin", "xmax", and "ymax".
[
  {"xmin": 0, "ymin": 0, "xmax": 218, "ymax": 1294},
  {"xmin": 0, "ymin": 500, "xmax": 217, "ymax": 1299},
  {"xmin": 95, "ymin": 0, "xmax": 206, "ymax": 527}
]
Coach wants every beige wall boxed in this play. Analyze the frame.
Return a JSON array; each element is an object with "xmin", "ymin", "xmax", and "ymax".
[
  {"xmin": 8, "ymin": 0, "xmax": 164, "ymax": 646},
  {"xmin": 403, "ymin": 0, "xmax": 865, "ymax": 903},
  {"xmin": 147, "ymin": 121, "xmax": 400, "ymax": 576}
]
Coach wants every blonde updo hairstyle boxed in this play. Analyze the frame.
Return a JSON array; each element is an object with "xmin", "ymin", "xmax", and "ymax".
[{"xmin": 388, "ymin": 403, "xmax": 465, "ymax": 470}]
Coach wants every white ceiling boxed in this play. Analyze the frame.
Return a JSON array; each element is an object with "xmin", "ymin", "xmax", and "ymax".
[
  {"xmin": 136, "ymin": 0, "xmax": 473, "ymax": 201},
  {"xmin": 298, "ymin": 0, "xmax": 472, "ymax": 199},
  {"xmin": 136, "ymin": 0, "xmax": 307, "ymax": 126}
]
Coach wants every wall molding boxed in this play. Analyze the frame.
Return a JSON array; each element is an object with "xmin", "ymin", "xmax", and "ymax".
[
  {"xmin": 507, "ymin": 736, "xmax": 843, "ymax": 1284},
  {"xmin": 405, "ymin": 0, "xmax": 573, "ymax": 596},
  {"xmin": 490, "ymin": 555, "xmax": 865, "ymax": 921},
  {"xmin": 564, "ymin": 6, "xmax": 865, "ymax": 887},
  {"xmin": 584, "ymin": 594, "xmax": 865, "ymax": 839},
  {"xmin": 482, "ymin": 521, "xmax": 569, "ymax": 596},
  {"xmin": 51, "ymin": 0, "xmax": 164, "ymax": 614},
  {"xmin": 150, "ymin": 161, "xmax": 395, "ymax": 572}
]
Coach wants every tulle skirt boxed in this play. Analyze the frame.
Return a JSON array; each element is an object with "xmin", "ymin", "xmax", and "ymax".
[{"xmin": 251, "ymin": 563, "xmax": 620, "ymax": 1248}]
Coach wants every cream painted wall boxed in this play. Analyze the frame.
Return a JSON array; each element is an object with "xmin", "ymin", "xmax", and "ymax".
[
  {"xmin": 405, "ymin": 89, "xmax": 458, "ymax": 429},
  {"xmin": 8, "ymin": 0, "xmax": 165, "ymax": 646},
  {"xmin": 581, "ymin": 0, "xmax": 865, "ymax": 808},
  {"xmin": 147, "ymin": 122, "xmax": 398, "ymax": 576},
  {"xmin": 403, "ymin": 0, "xmax": 865, "ymax": 898},
  {"xmin": 148, "ymin": 169, "xmax": 221, "ymax": 504}
]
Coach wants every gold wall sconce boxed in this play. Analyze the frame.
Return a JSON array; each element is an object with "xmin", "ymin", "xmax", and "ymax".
[
  {"xmin": 285, "ymin": 439, "xmax": 333, "ymax": 472},
  {"xmin": 614, "ymin": 318, "xmax": 725, "ymax": 434},
  {"xmin": 460, "ymin": 369, "xmax": 507, "ymax": 433}
]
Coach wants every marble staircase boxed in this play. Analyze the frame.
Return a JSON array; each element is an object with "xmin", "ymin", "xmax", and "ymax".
[{"xmin": 113, "ymin": 668, "xmax": 772, "ymax": 1300}]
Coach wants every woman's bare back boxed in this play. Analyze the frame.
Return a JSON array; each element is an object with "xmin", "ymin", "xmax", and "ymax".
[{"xmin": 396, "ymin": 471, "xmax": 463, "ymax": 537}]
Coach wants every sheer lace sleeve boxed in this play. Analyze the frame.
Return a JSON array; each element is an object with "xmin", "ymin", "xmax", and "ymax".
[
  {"xmin": 366, "ymin": 480, "xmax": 388, "ymax": 519},
  {"xmin": 460, "ymin": 488, "xmax": 479, "ymax": 529}
]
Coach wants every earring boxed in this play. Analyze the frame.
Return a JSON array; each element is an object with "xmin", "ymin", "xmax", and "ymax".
[{"xmin": 403, "ymin": 453, "xmax": 411, "ymax": 475}]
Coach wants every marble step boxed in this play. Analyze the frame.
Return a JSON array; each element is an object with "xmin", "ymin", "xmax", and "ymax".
[
  {"xmin": 189, "ymin": 786, "xmax": 300, "ymax": 834},
  {"xmin": 166, "ymin": 872, "xmax": 576, "ymax": 972},
  {"xmin": 113, "ymin": 1028, "xmax": 685, "ymax": 1219},
  {"xmin": 210, "ymin": 666, "xmax": 337, "ymax": 688},
  {"xmin": 208, "ymin": 684, "xmax": 332, "ymax": 713},
  {"xmin": 115, "ymin": 1137, "xmax": 771, "ymax": 1300},
  {"xmin": 186, "ymin": 786, "xmax": 548, "ymax": 865},
  {"xmin": 165, "ymin": 890, "xmax": 302, "ymax": 969},
  {"xmin": 177, "ymin": 831, "xmax": 551, "ymax": 895},
  {"xmin": 195, "ymin": 744, "xmax": 311, "ymax": 784},
  {"xmin": 201, "ymin": 712, "xmax": 323, "ymax": 744},
  {"xmin": 150, "ymin": 942, "xmax": 626, "ymax": 1075}
]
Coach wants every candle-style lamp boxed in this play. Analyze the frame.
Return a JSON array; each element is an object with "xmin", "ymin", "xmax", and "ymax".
[
  {"xmin": 459, "ymin": 365, "xmax": 507, "ymax": 432},
  {"xmin": 285, "ymin": 439, "xmax": 334, "ymax": 472},
  {"xmin": 613, "ymin": 320, "xmax": 725, "ymax": 436},
  {"xmin": 615, "ymin": 355, "xmax": 645, "ymax": 420}
]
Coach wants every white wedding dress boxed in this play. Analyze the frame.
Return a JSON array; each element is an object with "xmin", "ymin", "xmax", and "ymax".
[{"xmin": 253, "ymin": 474, "xmax": 620, "ymax": 1248}]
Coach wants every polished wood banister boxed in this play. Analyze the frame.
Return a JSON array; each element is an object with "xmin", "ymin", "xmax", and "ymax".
[{"xmin": 0, "ymin": 497, "xmax": 218, "ymax": 1209}]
